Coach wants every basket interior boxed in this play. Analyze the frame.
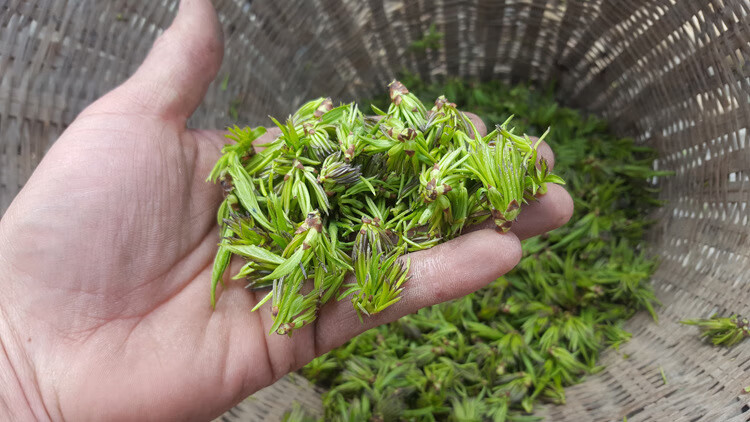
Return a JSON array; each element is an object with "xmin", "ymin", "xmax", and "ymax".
[{"xmin": 2, "ymin": 1, "xmax": 750, "ymax": 420}]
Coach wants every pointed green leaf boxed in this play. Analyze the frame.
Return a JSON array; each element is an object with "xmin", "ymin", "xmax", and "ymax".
[
  {"xmin": 223, "ymin": 244, "xmax": 285, "ymax": 264},
  {"xmin": 262, "ymin": 248, "xmax": 305, "ymax": 281}
]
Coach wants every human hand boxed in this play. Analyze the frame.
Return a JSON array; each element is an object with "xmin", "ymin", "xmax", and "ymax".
[{"xmin": 0, "ymin": 1, "xmax": 572, "ymax": 420}]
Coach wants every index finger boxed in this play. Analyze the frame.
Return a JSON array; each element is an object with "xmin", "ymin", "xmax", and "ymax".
[
  {"xmin": 532, "ymin": 136, "xmax": 555, "ymax": 170},
  {"xmin": 462, "ymin": 113, "xmax": 555, "ymax": 171},
  {"xmin": 463, "ymin": 111, "xmax": 487, "ymax": 138}
]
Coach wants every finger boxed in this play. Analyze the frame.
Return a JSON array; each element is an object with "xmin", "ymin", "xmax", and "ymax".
[
  {"xmin": 103, "ymin": 0, "xmax": 224, "ymax": 121},
  {"xmin": 511, "ymin": 184, "xmax": 572, "ymax": 239},
  {"xmin": 313, "ymin": 229, "xmax": 522, "ymax": 354},
  {"xmin": 201, "ymin": 127, "xmax": 282, "ymax": 155},
  {"xmin": 532, "ymin": 137, "xmax": 555, "ymax": 170},
  {"xmin": 465, "ymin": 184, "xmax": 573, "ymax": 240},
  {"xmin": 463, "ymin": 111, "xmax": 487, "ymax": 138},
  {"xmin": 252, "ymin": 127, "xmax": 282, "ymax": 151}
]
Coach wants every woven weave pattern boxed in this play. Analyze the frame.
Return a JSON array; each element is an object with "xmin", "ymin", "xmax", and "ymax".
[{"xmin": 2, "ymin": 1, "xmax": 750, "ymax": 420}]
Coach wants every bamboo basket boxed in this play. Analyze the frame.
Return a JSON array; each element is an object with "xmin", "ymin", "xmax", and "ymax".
[{"xmin": 2, "ymin": 1, "xmax": 749, "ymax": 420}]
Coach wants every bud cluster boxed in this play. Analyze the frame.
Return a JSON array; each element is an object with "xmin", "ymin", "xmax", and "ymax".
[{"xmin": 207, "ymin": 81, "xmax": 565, "ymax": 335}]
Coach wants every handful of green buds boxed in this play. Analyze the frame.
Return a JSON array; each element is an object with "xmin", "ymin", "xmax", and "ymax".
[{"xmin": 207, "ymin": 81, "xmax": 565, "ymax": 335}]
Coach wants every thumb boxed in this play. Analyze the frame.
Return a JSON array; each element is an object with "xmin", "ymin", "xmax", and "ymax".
[{"xmin": 99, "ymin": 0, "xmax": 224, "ymax": 122}]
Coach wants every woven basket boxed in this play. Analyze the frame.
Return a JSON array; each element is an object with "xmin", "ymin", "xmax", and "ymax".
[{"xmin": 2, "ymin": 0, "xmax": 750, "ymax": 420}]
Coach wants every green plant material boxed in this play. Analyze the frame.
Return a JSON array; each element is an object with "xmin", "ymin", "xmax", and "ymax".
[
  {"xmin": 220, "ymin": 72, "xmax": 230, "ymax": 91},
  {"xmin": 342, "ymin": 247, "xmax": 411, "ymax": 320},
  {"xmin": 208, "ymin": 81, "xmax": 563, "ymax": 335},
  {"xmin": 659, "ymin": 366, "xmax": 667, "ymax": 385},
  {"xmin": 229, "ymin": 95, "xmax": 242, "ymax": 121},
  {"xmin": 409, "ymin": 23, "xmax": 444, "ymax": 53},
  {"xmin": 282, "ymin": 402, "xmax": 318, "ymax": 422},
  {"xmin": 681, "ymin": 314, "xmax": 750, "ymax": 347},
  {"xmin": 301, "ymin": 77, "xmax": 666, "ymax": 421}
]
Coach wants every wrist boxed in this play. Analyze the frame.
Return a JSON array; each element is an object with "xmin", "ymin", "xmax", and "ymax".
[{"xmin": 0, "ymin": 278, "xmax": 52, "ymax": 421}]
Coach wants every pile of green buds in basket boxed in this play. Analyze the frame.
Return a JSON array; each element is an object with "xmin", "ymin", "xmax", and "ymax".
[{"xmin": 207, "ymin": 81, "xmax": 564, "ymax": 335}]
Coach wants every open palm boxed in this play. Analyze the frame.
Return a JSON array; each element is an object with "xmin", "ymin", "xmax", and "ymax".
[{"xmin": 0, "ymin": 1, "xmax": 572, "ymax": 421}]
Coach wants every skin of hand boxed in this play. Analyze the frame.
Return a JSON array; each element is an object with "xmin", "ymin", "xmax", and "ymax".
[{"xmin": 0, "ymin": 0, "xmax": 573, "ymax": 421}]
